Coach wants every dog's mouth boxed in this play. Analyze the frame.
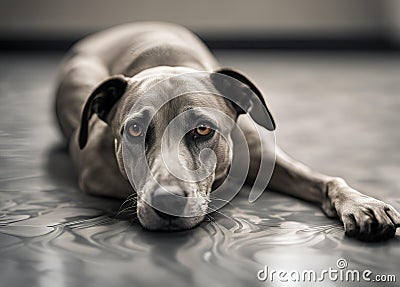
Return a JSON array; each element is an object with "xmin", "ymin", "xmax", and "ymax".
[
  {"xmin": 137, "ymin": 200, "xmax": 207, "ymax": 231},
  {"xmin": 134, "ymin": 186, "xmax": 210, "ymax": 231}
]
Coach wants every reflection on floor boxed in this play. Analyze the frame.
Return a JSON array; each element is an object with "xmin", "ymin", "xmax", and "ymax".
[{"xmin": 0, "ymin": 51, "xmax": 399, "ymax": 287}]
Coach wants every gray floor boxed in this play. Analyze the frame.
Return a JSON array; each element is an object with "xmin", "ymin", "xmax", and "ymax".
[{"xmin": 0, "ymin": 51, "xmax": 399, "ymax": 287}]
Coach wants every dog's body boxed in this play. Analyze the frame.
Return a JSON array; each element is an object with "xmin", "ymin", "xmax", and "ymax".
[{"xmin": 56, "ymin": 22, "xmax": 399, "ymax": 240}]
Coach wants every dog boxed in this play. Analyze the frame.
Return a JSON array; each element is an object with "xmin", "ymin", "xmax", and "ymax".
[{"xmin": 55, "ymin": 22, "xmax": 400, "ymax": 241}]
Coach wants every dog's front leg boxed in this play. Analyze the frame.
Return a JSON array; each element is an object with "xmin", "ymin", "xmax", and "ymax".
[
  {"xmin": 269, "ymin": 147, "xmax": 400, "ymax": 241},
  {"xmin": 239, "ymin": 116, "xmax": 400, "ymax": 241}
]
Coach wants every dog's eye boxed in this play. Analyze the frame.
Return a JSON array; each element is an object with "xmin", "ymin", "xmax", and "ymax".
[
  {"xmin": 194, "ymin": 123, "xmax": 214, "ymax": 138},
  {"xmin": 196, "ymin": 125, "xmax": 212, "ymax": 136},
  {"xmin": 128, "ymin": 124, "xmax": 143, "ymax": 137}
]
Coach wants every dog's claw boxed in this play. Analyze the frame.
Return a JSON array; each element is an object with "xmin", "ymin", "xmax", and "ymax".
[
  {"xmin": 332, "ymin": 188, "xmax": 399, "ymax": 242},
  {"xmin": 386, "ymin": 207, "xmax": 400, "ymax": 228}
]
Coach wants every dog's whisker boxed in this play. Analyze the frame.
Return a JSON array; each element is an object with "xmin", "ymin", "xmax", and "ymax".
[
  {"xmin": 116, "ymin": 205, "xmax": 137, "ymax": 217},
  {"xmin": 118, "ymin": 198, "xmax": 132, "ymax": 210},
  {"xmin": 117, "ymin": 206, "xmax": 136, "ymax": 213},
  {"xmin": 117, "ymin": 194, "xmax": 137, "ymax": 214}
]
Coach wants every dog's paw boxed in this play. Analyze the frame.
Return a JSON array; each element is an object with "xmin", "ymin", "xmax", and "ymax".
[{"xmin": 333, "ymin": 188, "xmax": 400, "ymax": 242}]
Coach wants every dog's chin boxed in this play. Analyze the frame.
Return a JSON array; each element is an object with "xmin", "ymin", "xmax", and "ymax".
[{"xmin": 137, "ymin": 203, "xmax": 205, "ymax": 231}]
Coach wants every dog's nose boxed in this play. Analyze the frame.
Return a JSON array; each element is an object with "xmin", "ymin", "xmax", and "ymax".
[{"xmin": 151, "ymin": 187, "xmax": 187, "ymax": 219}]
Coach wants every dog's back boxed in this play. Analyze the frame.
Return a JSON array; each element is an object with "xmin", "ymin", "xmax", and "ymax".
[{"xmin": 55, "ymin": 22, "xmax": 218, "ymax": 139}]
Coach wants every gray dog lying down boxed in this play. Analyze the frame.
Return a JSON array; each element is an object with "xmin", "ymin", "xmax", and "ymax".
[{"xmin": 55, "ymin": 22, "xmax": 400, "ymax": 241}]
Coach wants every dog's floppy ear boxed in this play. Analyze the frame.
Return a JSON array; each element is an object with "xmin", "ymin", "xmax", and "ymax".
[
  {"xmin": 78, "ymin": 75, "xmax": 128, "ymax": 149},
  {"xmin": 212, "ymin": 68, "xmax": 276, "ymax": 131}
]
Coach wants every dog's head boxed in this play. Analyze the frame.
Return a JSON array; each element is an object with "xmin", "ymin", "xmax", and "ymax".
[{"xmin": 78, "ymin": 66, "xmax": 275, "ymax": 231}]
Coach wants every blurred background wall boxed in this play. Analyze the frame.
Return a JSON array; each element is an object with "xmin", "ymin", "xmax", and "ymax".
[{"xmin": 0, "ymin": 0, "xmax": 400, "ymax": 49}]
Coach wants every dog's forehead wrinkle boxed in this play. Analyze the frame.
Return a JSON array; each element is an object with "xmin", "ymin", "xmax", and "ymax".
[
  {"xmin": 126, "ymin": 68, "xmax": 226, "ymax": 107},
  {"xmin": 158, "ymin": 98, "xmax": 225, "ymax": 128},
  {"xmin": 125, "ymin": 106, "xmax": 155, "ymax": 124},
  {"xmin": 134, "ymin": 69, "xmax": 212, "ymax": 95}
]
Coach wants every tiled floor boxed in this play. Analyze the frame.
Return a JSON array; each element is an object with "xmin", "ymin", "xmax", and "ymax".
[{"xmin": 0, "ymin": 51, "xmax": 399, "ymax": 287}]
